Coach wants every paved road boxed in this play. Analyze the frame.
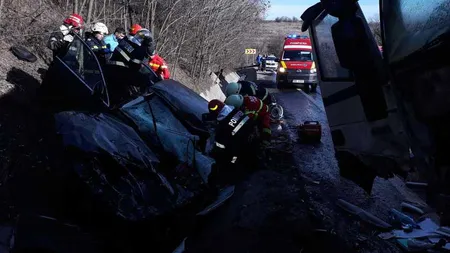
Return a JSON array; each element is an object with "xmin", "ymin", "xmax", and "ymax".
[{"xmin": 184, "ymin": 69, "xmax": 427, "ymax": 252}]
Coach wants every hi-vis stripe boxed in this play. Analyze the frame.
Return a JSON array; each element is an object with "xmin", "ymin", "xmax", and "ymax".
[
  {"xmin": 116, "ymin": 47, "xmax": 131, "ymax": 61},
  {"xmin": 284, "ymin": 45, "xmax": 312, "ymax": 49},
  {"xmin": 312, "ymin": 61, "xmax": 316, "ymax": 69},
  {"xmin": 232, "ymin": 116, "xmax": 249, "ymax": 136},
  {"xmin": 280, "ymin": 61, "xmax": 287, "ymax": 68}
]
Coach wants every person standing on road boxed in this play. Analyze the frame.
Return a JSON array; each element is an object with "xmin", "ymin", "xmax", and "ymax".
[
  {"xmin": 103, "ymin": 27, "xmax": 126, "ymax": 52},
  {"xmin": 148, "ymin": 50, "xmax": 171, "ymax": 80},
  {"xmin": 47, "ymin": 14, "xmax": 83, "ymax": 58},
  {"xmin": 225, "ymin": 94, "xmax": 272, "ymax": 147},
  {"xmin": 85, "ymin": 22, "xmax": 110, "ymax": 65},
  {"xmin": 225, "ymin": 81, "xmax": 272, "ymax": 105},
  {"xmin": 256, "ymin": 54, "xmax": 262, "ymax": 69},
  {"xmin": 261, "ymin": 54, "xmax": 267, "ymax": 71}
]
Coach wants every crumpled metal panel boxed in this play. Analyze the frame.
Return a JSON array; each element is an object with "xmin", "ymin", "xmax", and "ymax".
[
  {"xmin": 55, "ymin": 111, "xmax": 178, "ymax": 221},
  {"xmin": 151, "ymin": 80, "xmax": 210, "ymax": 135},
  {"xmin": 120, "ymin": 96, "xmax": 214, "ymax": 184}
]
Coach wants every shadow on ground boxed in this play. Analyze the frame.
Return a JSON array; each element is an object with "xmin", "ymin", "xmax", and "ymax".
[{"xmin": 0, "ymin": 66, "xmax": 71, "ymax": 250}]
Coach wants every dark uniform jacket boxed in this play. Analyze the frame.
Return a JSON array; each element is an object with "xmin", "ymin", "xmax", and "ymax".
[
  {"xmin": 238, "ymin": 80, "xmax": 271, "ymax": 104},
  {"xmin": 85, "ymin": 32, "xmax": 111, "ymax": 65}
]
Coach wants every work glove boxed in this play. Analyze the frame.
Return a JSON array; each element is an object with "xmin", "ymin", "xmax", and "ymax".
[
  {"xmin": 53, "ymin": 40, "xmax": 65, "ymax": 48},
  {"xmin": 63, "ymin": 34, "xmax": 74, "ymax": 42}
]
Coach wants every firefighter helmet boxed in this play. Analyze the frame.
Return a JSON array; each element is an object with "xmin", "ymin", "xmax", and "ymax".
[
  {"xmin": 134, "ymin": 29, "xmax": 153, "ymax": 44},
  {"xmin": 225, "ymin": 82, "xmax": 242, "ymax": 96},
  {"xmin": 91, "ymin": 22, "xmax": 109, "ymax": 35},
  {"xmin": 225, "ymin": 94, "xmax": 244, "ymax": 108},
  {"xmin": 63, "ymin": 14, "xmax": 83, "ymax": 28},
  {"xmin": 208, "ymin": 99, "xmax": 225, "ymax": 115},
  {"xmin": 129, "ymin": 24, "xmax": 143, "ymax": 35}
]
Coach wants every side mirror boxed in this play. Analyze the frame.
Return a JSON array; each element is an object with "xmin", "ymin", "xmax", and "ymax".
[
  {"xmin": 300, "ymin": 2, "xmax": 325, "ymax": 32},
  {"xmin": 331, "ymin": 16, "xmax": 371, "ymax": 70}
]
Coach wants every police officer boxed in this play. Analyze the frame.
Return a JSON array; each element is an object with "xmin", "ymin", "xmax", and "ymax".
[
  {"xmin": 225, "ymin": 81, "xmax": 272, "ymax": 105},
  {"xmin": 224, "ymin": 94, "xmax": 272, "ymax": 148},
  {"xmin": 208, "ymin": 99, "xmax": 257, "ymax": 167},
  {"xmin": 85, "ymin": 22, "xmax": 110, "ymax": 65},
  {"xmin": 104, "ymin": 28, "xmax": 156, "ymax": 104}
]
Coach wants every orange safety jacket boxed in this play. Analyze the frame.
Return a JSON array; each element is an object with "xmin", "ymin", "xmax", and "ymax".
[{"xmin": 148, "ymin": 54, "xmax": 170, "ymax": 79}]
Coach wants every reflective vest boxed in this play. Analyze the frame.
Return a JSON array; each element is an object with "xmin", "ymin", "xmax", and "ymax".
[
  {"xmin": 149, "ymin": 54, "xmax": 170, "ymax": 79},
  {"xmin": 86, "ymin": 35, "xmax": 110, "ymax": 65},
  {"xmin": 109, "ymin": 36, "xmax": 146, "ymax": 70},
  {"xmin": 243, "ymin": 96, "xmax": 271, "ymax": 142},
  {"xmin": 213, "ymin": 108, "xmax": 256, "ymax": 163}
]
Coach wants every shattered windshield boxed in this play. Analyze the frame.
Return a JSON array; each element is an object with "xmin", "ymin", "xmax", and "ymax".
[
  {"xmin": 282, "ymin": 50, "xmax": 313, "ymax": 61},
  {"xmin": 383, "ymin": 0, "xmax": 450, "ymax": 62}
]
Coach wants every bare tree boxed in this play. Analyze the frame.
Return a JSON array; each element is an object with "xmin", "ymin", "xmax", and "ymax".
[
  {"xmin": 0, "ymin": 0, "xmax": 269, "ymax": 89},
  {"xmin": 368, "ymin": 15, "xmax": 382, "ymax": 45}
]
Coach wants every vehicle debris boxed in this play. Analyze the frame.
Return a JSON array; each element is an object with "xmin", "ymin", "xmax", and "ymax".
[
  {"xmin": 406, "ymin": 182, "xmax": 428, "ymax": 190},
  {"xmin": 336, "ymin": 199, "xmax": 392, "ymax": 230},
  {"xmin": 390, "ymin": 209, "xmax": 421, "ymax": 229},
  {"xmin": 297, "ymin": 121, "xmax": 322, "ymax": 143},
  {"xmin": 401, "ymin": 202, "xmax": 425, "ymax": 215}
]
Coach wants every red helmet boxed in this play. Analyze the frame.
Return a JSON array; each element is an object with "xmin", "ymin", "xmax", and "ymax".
[
  {"xmin": 208, "ymin": 99, "xmax": 225, "ymax": 115},
  {"xmin": 63, "ymin": 14, "xmax": 83, "ymax": 28},
  {"xmin": 129, "ymin": 24, "xmax": 143, "ymax": 35}
]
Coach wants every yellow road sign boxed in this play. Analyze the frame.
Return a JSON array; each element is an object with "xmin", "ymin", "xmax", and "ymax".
[{"xmin": 245, "ymin": 48, "xmax": 257, "ymax": 55}]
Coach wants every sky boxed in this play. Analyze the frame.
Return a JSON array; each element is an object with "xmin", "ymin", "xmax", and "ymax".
[{"xmin": 265, "ymin": 0, "xmax": 380, "ymax": 20}]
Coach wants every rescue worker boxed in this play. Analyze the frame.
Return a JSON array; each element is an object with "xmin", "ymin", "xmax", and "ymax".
[
  {"xmin": 47, "ymin": 13, "xmax": 83, "ymax": 58},
  {"xmin": 129, "ymin": 24, "xmax": 143, "ymax": 36},
  {"xmin": 85, "ymin": 22, "xmax": 110, "ymax": 65},
  {"xmin": 224, "ymin": 94, "xmax": 272, "ymax": 147},
  {"xmin": 105, "ymin": 28, "xmax": 156, "ymax": 104},
  {"xmin": 225, "ymin": 81, "xmax": 272, "ymax": 105},
  {"xmin": 208, "ymin": 99, "xmax": 257, "ymax": 168},
  {"xmin": 103, "ymin": 27, "xmax": 126, "ymax": 52},
  {"xmin": 148, "ymin": 50, "xmax": 170, "ymax": 80}
]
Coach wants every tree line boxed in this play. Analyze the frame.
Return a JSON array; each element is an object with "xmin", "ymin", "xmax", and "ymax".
[
  {"xmin": 0, "ymin": 0, "xmax": 269, "ymax": 80},
  {"xmin": 273, "ymin": 16, "xmax": 300, "ymax": 22}
]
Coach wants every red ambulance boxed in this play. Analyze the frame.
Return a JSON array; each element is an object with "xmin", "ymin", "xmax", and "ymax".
[{"xmin": 276, "ymin": 35, "xmax": 318, "ymax": 93}]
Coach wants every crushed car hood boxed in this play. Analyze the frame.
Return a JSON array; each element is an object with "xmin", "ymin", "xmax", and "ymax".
[
  {"xmin": 55, "ymin": 111, "xmax": 181, "ymax": 221},
  {"xmin": 120, "ymin": 95, "xmax": 214, "ymax": 183},
  {"xmin": 150, "ymin": 80, "xmax": 209, "ymax": 136}
]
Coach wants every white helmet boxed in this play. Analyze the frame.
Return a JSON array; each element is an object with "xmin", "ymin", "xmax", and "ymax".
[{"xmin": 91, "ymin": 22, "xmax": 108, "ymax": 35}]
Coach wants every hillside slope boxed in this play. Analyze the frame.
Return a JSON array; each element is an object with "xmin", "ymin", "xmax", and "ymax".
[{"xmin": 252, "ymin": 21, "xmax": 308, "ymax": 56}]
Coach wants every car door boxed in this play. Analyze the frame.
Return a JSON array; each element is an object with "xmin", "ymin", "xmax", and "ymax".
[
  {"xmin": 49, "ymin": 34, "xmax": 110, "ymax": 109},
  {"xmin": 308, "ymin": 4, "xmax": 410, "ymax": 191}
]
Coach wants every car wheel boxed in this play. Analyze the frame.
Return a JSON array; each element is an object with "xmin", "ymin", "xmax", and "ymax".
[
  {"xmin": 311, "ymin": 83, "xmax": 317, "ymax": 93},
  {"xmin": 276, "ymin": 81, "xmax": 284, "ymax": 90},
  {"xmin": 303, "ymin": 84, "xmax": 311, "ymax": 93},
  {"xmin": 10, "ymin": 45, "xmax": 38, "ymax": 62}
]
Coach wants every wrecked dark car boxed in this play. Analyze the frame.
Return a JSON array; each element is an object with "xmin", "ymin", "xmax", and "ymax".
[{"xmin": 37, "ymin": 34, "xmax": 235, "ymax": 251}]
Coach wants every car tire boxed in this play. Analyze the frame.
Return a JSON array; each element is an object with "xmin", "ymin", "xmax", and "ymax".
[
  {"xmin": 311, "ymin": 83, "xmax": 317, "ymax": 93},
  {"xmin": 276, "ymin": 81, "xmax": 284, "ymax": 90},
  {"xmin": 303, "ymin": 84, "xmax": 311, "ymax": 93},
  {"xmin": 10, "ymin": 45, "xmax": 38, "ymax": 63}
]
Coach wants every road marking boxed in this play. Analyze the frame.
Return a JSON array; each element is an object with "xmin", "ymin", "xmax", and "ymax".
[{"xmin": 296, "ymin": 89, "xmax": 325, "ymax": 112}]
